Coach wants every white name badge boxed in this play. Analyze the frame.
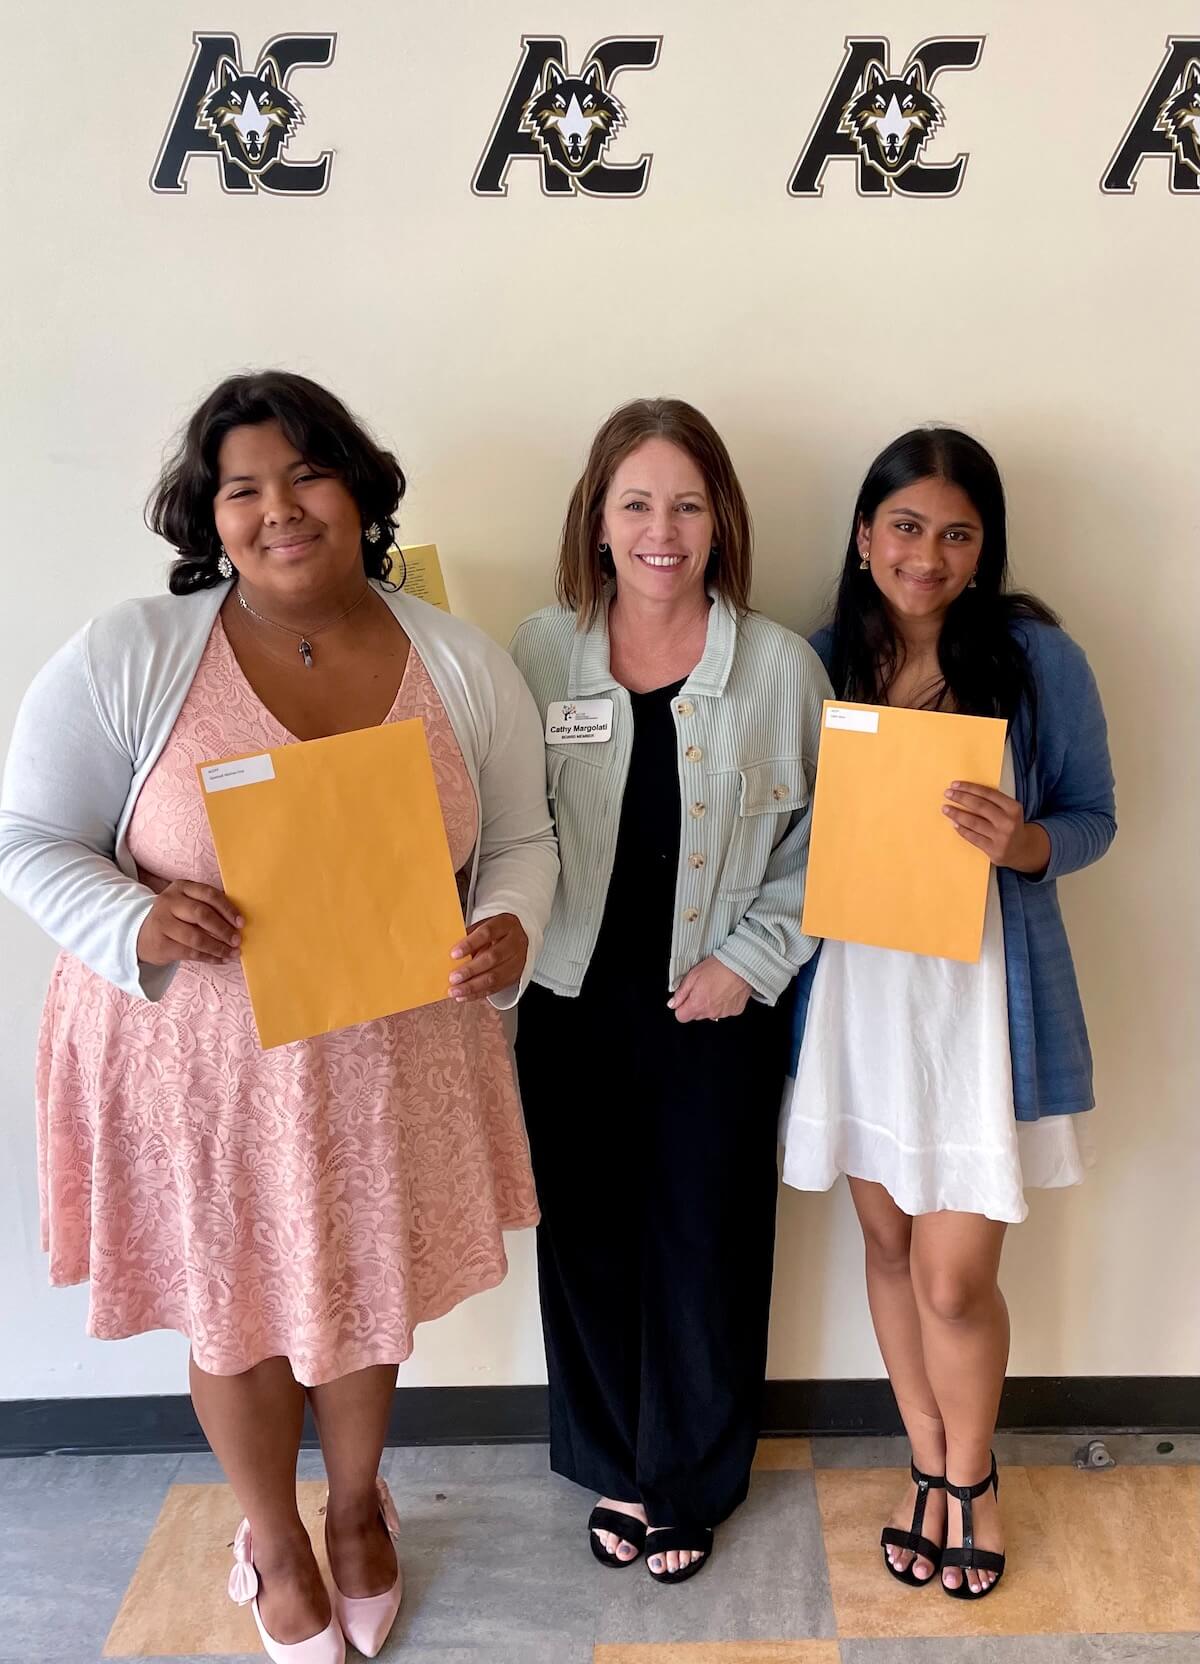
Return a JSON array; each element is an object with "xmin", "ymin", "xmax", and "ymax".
[{"xmin": 545, "ymin": 699, "xmax": 614, "ymax": 744}]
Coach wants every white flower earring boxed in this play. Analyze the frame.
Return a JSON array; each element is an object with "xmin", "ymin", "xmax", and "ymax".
[{"xmin": 217, "ymin": 547, "xmax": 234, "ymax": 579}]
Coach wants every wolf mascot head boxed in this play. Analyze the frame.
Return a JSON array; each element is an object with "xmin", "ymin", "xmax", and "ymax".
[
  {"xmin": 1160, "ymin": 60, "xmax": 1200, "ymax": 175},
  {"xmin": 842, "ymin": 61, "xmax": 945, "ymax": 176},
  {"xmin": 199, "ymin": 57, "xmax": 303, "ymax": 175},
  {"xmin": 522, "ymin": 60, "xmax": 626, "ymax": 177}
]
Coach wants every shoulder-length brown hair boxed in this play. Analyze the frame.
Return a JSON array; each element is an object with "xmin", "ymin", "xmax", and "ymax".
[{"xmin": 556, "ymin": 398, "xmax": 753, "ymax": 627}]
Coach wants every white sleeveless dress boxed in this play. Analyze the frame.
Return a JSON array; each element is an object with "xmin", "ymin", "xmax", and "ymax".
[{"xmin": 780, "ymin": 747, "xmax": 1092, "ymax": 1224}]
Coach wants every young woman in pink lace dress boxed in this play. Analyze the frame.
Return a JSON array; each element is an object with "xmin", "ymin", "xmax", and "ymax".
[{"xmin": 0, "ymin": 372, "xmax": 558, "ymax": 1663}]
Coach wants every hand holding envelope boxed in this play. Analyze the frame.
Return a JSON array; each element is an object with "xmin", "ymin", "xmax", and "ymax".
[
  {"xmin": 198, "ymin": 718, "xmax": 466, "ymax": 1049},
  {"xmin": 801, "ymin": 700, "xmax": 1007, "ymax": 963}
]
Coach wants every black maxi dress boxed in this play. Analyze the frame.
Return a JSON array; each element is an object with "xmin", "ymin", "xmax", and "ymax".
[{"xmin": 515, "ymin": 678, "xmax": 787, "ymax": 1529}]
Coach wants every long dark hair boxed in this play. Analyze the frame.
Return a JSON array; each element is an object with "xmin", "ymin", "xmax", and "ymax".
[
  {"xmin": 828, "ymin": 427, "xmax": 1058, "ymax": 735},
  {"xmin": 149, "ymin": 371, "xmax": 406, "ymax": 594}
]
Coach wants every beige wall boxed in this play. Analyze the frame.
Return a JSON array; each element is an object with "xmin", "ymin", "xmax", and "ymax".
[{"xmin": 1, "ymin": 1, "xmax": 1197, "ymax": 1398}]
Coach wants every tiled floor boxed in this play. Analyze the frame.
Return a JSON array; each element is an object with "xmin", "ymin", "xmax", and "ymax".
[{"xmin": 0, "ymin": 1436, "xmax": 1197, "ymax": 1663}]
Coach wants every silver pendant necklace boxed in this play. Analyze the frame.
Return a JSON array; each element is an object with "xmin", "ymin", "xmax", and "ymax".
[{"xmin": 235, "ymin": 585, "xmax": 371, "ymax": 668}]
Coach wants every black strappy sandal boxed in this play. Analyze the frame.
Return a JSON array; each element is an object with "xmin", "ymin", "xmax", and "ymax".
[
  {"xmin": 645, "ymin": 1524, "xmax": 713, "ymax": 1585},
  {"xmin": 588, "ymin": 1505, "xmax": 647, "ymax": 1569},
  {"xmin": 880, "ymin": 1463, "xmax": 946, "ymax": 1585},
  {"xmin": 941, "ymin": 1454, "xmax": 1005, "ymax": 1600}
]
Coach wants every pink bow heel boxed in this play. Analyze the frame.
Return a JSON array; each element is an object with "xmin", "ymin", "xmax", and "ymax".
[
  {"xmin": 327, "ymin": 1478, "xmax": 404, "ymax": 1659},
  {"xmin": 228, "ymin": 1519, "xmax": 346, "ymax": 1664}
]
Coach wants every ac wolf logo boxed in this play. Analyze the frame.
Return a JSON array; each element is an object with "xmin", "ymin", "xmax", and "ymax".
[
  {"xmin": 199, "ymin": 57, "xmax": 303, "ymax": 175},
  {"xmin": 842, "ymin": 61, "xmax": 944, "ymax": 177},
  {"xmin": 789, "ymin": 36, "xmax": 983, "ymax": 198},
  {"xmin": 473, "ymin": 36, "xmax": 660, "ymax": 197},
  {"xmin": 522, "ymin": 61, "xmax": 626, "ymax": 178},
  {"xmin": 151, "ymin": 33, "xmax": 335, "ymax": 195},
  {"xmin": 1160, "ymin": 60, "xmax": 1200, "ymax": 174}
]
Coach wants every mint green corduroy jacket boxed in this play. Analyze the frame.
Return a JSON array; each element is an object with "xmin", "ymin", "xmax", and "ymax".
[{"xmin": 510, "ymin": 594, "xmax": 832, "ymax": 1003}]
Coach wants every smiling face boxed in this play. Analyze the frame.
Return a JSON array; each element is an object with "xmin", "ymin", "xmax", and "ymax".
[
  {"xmin": 600, "ymin": 437, "xmax": 714, "ymax": 609},
  {"xmin": 857, "ymin": 474, "xmax": 982, "ymax": 624},
  {"xmin": 212, "ymin": 420, "xmax": 365, "ymax": 605}
]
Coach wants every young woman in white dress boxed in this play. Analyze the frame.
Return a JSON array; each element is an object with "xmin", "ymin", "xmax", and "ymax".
[{"xmin": 781, "ymin": 427, "xmax": 1115, "ymax": 1600}]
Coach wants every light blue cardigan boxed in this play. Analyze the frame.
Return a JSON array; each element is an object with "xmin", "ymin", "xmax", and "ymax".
[
  {"xmin": 789, "ymin": 621, "xmax": 1116, "ymax": 1121},
  {"xmin": 0, "ymin": 584, "xmax": 558, "ymax": 1009}
]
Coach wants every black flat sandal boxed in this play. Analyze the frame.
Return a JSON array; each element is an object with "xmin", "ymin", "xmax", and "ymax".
[
  {"xmin": 941, "ymin": 1454, "xmax": 1006, "ymax": 1600},
  {"xmin": 880, "ymin": 1462, "xmax": 946, "ymax": 1586},
  {"xmin": 588, "ymin": 1505, "xmax": 647, "ymax": 1568},
  {"xmin": 645, "ymin": 1524, "xmax": 713, "ymax": 1585}
]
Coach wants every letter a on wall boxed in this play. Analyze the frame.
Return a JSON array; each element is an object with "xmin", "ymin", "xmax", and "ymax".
[
  {"xmin": 473, "ymin": 35, "xmax": 661, "ymax": 196},
  {"xmin": 1102, "ymin": 36, "xmax": 1200, "ymax": 193},
  {"xmin": 151, "ymin": 32, "xmax": 336, "ymax": 194}
]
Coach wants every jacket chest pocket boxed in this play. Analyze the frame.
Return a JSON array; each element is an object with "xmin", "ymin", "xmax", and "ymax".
[
  {"xmin": 546, "ymin": 748, "xmax": 565, "ymax": 812},
  {"xmin": 546, "ymin": 743, "xmax": 605, "ymax": 815},
  {"xmin": 716, "ymin": 758, "xmax": 810, "ymax": 900},
  {"xmin": 545, "ymin": 744, "xmax": 611, "ymax": 961}
]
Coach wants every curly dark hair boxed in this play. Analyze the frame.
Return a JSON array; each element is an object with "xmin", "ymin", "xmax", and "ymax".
[{"xmin": 148, "ymin": 371, "xmax": 407, "ymax": 594}]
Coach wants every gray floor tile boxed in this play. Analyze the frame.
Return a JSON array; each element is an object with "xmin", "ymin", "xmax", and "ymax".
[
  {"xmin": 385, "ymin": 1442, "xmax": 551, "ymax": 1482},
  {"xmin": 371, "ymin": 1648, "xmax": 592, "ymax": 1664},
  {"xmin": 593, "ymin": 1469, "xmax": 834, "ymax": 1643},
  {"xmin": 173, "ymin": 1447, "xmax": 331, "ymax": 1483},
  {"xmin": 812, "ymin": 1435, "xmax": 910, "ymax": 1468},
  {"xmin": 380, "ymin": 1470, "xmax": 595, "ymax": 1653},
  {"xmin": 1000, "ymin": 1431, "xmax": 1200, "ymax": 1467},
  {"xmin": 841, "ymin": 1638, "xmax": 1200, "ymax": 1663},
  {"xmin": 813, "ymin": 1431, "xmax": 1200, "ymax": 1470},
  {"xmin": 0, "ymin": 1450, "xmax": 181, "ymax": 1498},
  {"xmin": 0, "ymin": 1454, "xmax": 181, "ymax": 1661},
  {"xmin": 172, "ymin": 1442, "xmax": 550, "ymax": 1485},
  {"xmin": 100, "ymin": 1657, "xmax": 269, "ymax": 1664}
]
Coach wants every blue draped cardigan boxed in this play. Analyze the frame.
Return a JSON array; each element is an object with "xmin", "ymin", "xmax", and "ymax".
[{"xmin": 789, "ymin": 621, "xmax": 1116, "ymax": 1120}]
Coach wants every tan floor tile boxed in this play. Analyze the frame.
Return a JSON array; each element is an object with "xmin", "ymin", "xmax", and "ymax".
[
  {"xmin": 817, "ymin": 1464, "xmax": 1200, "ymax": 1640},
  {"xmin": 594, "ymin": 1647, "xmax": 839, "ymax": 1663},
  {"xmin": 753, "ymin": 1438, "xmax": 814, "ymax": 1471},
  {"xmin": 1025, "ymin": 1463, "xmax": 1200, "ymax": 1633},
  {"xmin": 103, "ymin": 1480, "xmax": 331, "ymax": 1658},
  {"xmin": 815, "ymin": 1465, "xmax": 1077, "ymax": 1638}
]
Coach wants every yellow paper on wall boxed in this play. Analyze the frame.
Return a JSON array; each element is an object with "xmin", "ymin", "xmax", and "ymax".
[
  {"xmin": 801, "ymin": 700, "xmax": 1007, "ymax": 963},
  {"xmin": 197, "ymin": 719, "xmax": 465, "ymax": 1049},
  {"xmin": 394, "ymin": 543, "xmax": 450, "ymax": 611}
]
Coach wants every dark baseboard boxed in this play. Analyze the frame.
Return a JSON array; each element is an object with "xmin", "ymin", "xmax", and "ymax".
[{"xmin": 1, "ymin": 1377, "xmax": 1195, "ymax": 1458}]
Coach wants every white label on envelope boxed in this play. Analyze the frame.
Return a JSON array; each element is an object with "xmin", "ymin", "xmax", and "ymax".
[
  {"xmin": 826, "ymin": 707, "xmax": 879, "ymax": 734},
  {"xmin": 201, "ymin": 754, "xmax": 277, "ymax": 793},
  {"xmin": 546, "ymin": 699, "xmax": 614, "ymax": 744}
]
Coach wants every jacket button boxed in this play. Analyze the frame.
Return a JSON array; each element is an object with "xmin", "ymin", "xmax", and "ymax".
[
  {"xmin": 689, "ymin": 801, "xmax": 707, "ymax": 818},
  {"xmin": 688, "ymin": 852, "xmax": 706, "ymax": 869},
  {"xmin": 682, "ymin": 907, "xmax": 700, "ymax": 923},
  {"xmin": 676, "ymin": 700, "xmax": 695, "ymax": 717},
  {"xmin": 772, "ymin": 784, "xmax": 790, "ymax": 800},
  {"xmin": 685, "ymin": 745, "xmax": 703, "ymax": 763}
]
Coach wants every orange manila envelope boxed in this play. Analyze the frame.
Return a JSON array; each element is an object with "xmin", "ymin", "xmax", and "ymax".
[
  {"xmin": 198, "ymin": 719, "xmax": 465, "ymax": 1049},
  {"xmin": 801, "ymin": 700, "xmax": 1007, "ymax": 963}
]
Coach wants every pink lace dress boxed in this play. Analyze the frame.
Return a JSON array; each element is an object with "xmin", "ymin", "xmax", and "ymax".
[{"xmin": 35, "ymin": 620, "xmax": 539, "ymax": 1385}]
